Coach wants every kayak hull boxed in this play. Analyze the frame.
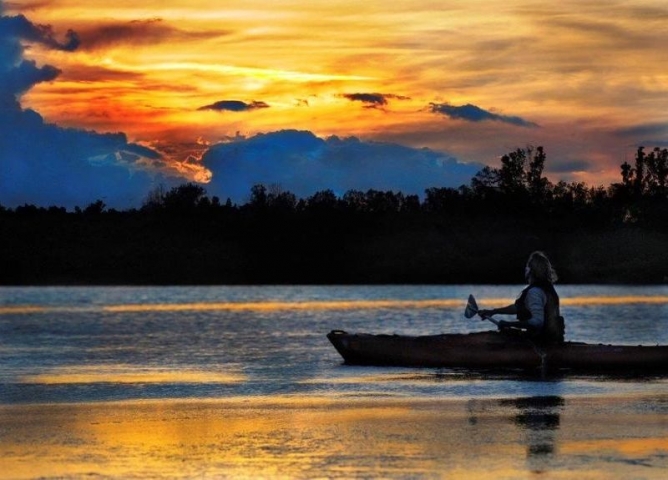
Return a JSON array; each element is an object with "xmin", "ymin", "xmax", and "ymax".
[{"xmin": 326, "ymin": 330, "xmax": 668, "ymax": 373}]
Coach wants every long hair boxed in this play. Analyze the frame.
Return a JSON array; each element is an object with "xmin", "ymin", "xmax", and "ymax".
[{"xmin": 527, "ymin": 251, "xmax": 558, "ymax": 284}]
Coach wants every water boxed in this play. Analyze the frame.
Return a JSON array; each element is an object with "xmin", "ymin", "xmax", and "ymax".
[{"xmin": 1, "ymin": 285, "xmax": 668, "ymax": 478}]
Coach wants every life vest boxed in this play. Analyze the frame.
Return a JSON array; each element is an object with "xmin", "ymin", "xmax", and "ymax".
[{"xmin": 515, "ymin": 282, "xmax": 565, "ymax": 344}]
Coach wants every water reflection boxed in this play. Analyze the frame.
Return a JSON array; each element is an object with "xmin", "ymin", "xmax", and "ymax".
[
  {"xmin": 2, "ymin": 294, "xmax": 667, "ymax": 316},
  {"xmin": 0, "ymin": 299, "xmax": 466, "ymax": 315},
  {"xmin": 2, "ymin": 395, "xmax": 668, "ymax": 479},
  {"xmin": 18, "ymin": 365, "xmax": 245, "ymax": 385},
  {"xmin": 504, "ymin": 396, "xmax": 564, "ymax": 473},
  {"xmin": 2, "ymin": 285, "xmax": 668, "ymax": 478},
  {"xmin": 465, "ymin": 395, "xmax": 565, "ymax": 475}
]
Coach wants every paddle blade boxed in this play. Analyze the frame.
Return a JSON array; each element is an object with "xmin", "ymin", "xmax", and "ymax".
[{"xmin": 464, "ymin": 294, "xmax": 478, "ymax": 318}]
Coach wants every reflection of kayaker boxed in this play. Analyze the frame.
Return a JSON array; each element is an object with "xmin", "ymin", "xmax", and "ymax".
[
  {"xmin": 505, "ymin": 396, "xmax": 564, "ymax": 474},
  {"xmin": 477, "ymin": 251, "xmax": 564, "ymax": 345}
]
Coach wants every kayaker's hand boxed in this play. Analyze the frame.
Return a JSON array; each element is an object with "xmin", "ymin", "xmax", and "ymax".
[
  {"xmin": 497, "ymin": 320, "xmax": 510, "ymax": 330},
  {"xmin": 478, "ymin": 309, "xmax": 494, "ymax": 318}
]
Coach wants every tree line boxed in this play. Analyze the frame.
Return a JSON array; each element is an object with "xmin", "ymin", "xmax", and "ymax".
[{"xmin": 1, "ymin": 146, "xmax": 667, "ymax": 285}]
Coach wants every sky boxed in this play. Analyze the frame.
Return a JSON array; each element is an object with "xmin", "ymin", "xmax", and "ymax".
[{"xmin": 2, "ymin": 0, "xmax": 668, "ymax": 208}]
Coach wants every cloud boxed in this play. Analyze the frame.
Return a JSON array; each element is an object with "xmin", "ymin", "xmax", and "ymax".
[
  {"xmin": 0, "ymin": 13, "xmax": 80, "ymax": 57},
  {"xmin": 429, "ymin": 102, "xmax": 539, "ymax": 128},
  {"xmin": 0, "ymin": 10, "xmax": 77, "ymax": 99},
  {"xmin": 548, "ymin": 159, "xmax": 591, "ymax": 174},
  {"xmin": 612, "ymin": 122, "xmax": 668, "ymax": 149},
  {"xmin": 75, "ymin": 18, "xmax": 225, "ymax": 51},
  {"xmin": 0, "ymin": 59, "xmax": 60, "ymax": 97},
  {"xmin": 0, "ymin": 11, "xmax": 79, "ymax": 98},
  {"xmin": 0, "ymin": 3, "xmax": 489, "ymax": 209},
  {"xmin": 0, "ymin": 3, "xmax": 166, "ymax": 209},
  {"xmin": 0, "ymin": 108, "xmax": 167, "ymax": 208},
  {"xmin": 201, "ymin": 130, "xmax": 481, "ymax": 202},
  {"xmin": 341, "ymin": 92, "xmax": 411, "ymax": 108},
  {"xmin": 615, "ymin": 122, "xmax": 668, "ymax": 139},
  {"xmin": 198, "ymin": 100, "xmax": 270, "ymax": 112},
  {"xmin": 0, "ymin": 13, "xmax": 79, "ymax": 51}
]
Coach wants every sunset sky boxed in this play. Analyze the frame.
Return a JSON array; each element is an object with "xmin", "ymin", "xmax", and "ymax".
[{"xmin": 2, "ymin": 0, "xmax": 668, "ymax": 207}]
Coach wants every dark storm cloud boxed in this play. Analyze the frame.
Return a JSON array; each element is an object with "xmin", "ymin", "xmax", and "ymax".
[
  {"xmin": 613, "ymin": 122, "xmax": 668, "ymax": 148},
  {"xmin": 0, "ymin": 106, "xmax": 164, "ymax": 209},
  {"xmin": 0, "ymin": 10, "xmax": 78, "ymax": 98},
  {"xmin": 615, "ymin": 122, "xmax": 668, "ymax": 139},
  {"xmin": 198, "ymin": 100, "xmax": 270, "ymax": 112},
  {"xmin": 548, "ymin": 159, "xmax": 592, "ymax": 174},
  {"xmin": 0, "ymin": 59, "xmax": 60, "ymax": 96},
  {"xmin": 0, "ymin": 2, "xmax": 164, "ymax": 209},
  {"xmin": 201, "ymin": 130, "xmax": 481, "ymax": 203},
  {"xmin": 0, "ymin": 11, "xmax": 79, "ymax": 97},
  {"xmin": 341, "ymin": 92, "xmax": 411, "ymax": 108},
  {"xmin": 429, "ymin": 102, "xmax": 538, "ymax": 128},
  {"xmin": 0, "ymin": 13, "xmax": 79, "ymax": 51}
]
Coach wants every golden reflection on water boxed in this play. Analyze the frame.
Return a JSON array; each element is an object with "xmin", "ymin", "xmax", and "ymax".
[
  {"xmin": 300, "ymin": 372, "xmax": 457, "ymax": 385},
  {"xmin": 18, "ymin": 365, "xmax": 245, "ymax": 385},
  {"xmin": 562, "ymin": 296, "xmax": 668, "ymax": 306},
  {"xmin": 1, "ymin": 397, "xmax": 667, "ymax": 479},
  {"xmin": 102, "ymin": 299, "xmax": 465, "ymax": 313},
  {"xmin": 562, "ymin": 437, "xmax": 668, "ymax": 456},
  {"xmin": 0, "ymin": 306, "xmax": 47, "ymax": 314},
  {"xmin": 2, "ymin": 295, "xmax": 668, "ymax": 315}
]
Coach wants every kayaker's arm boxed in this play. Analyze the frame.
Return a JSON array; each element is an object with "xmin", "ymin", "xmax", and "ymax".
[
  {"xmin": 496, "ymin": 319, "xmax": 536, "ymax": 331},
  {"xmin": 478, "ymin": 304, "xmax": 536, "ymax": 331},
  {"xmin": 478, "ymin": 304, "xmax": 517, "ymax": 317}
]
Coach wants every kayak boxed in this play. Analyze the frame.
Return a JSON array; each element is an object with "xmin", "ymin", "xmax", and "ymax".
[{"xmin": 326, "ymin": 330, "xmax": 668, "ymax": 374}]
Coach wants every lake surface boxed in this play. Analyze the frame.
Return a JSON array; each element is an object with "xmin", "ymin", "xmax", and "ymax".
[{"xmin": 1, "ymin": 285, "xmax": 668, "ymax": 478}]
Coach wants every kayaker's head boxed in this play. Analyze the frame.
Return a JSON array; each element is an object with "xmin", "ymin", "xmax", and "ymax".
[{"xmin": 526, "ymin": 251, "xmax": 558, "ymax": 284}]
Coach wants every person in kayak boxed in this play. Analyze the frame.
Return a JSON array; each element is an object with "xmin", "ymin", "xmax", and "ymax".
[{"xmin": 479, "ymin": 251, "xmax": 564, "ymax": 344}]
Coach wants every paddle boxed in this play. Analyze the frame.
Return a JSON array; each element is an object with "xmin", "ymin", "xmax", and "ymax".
[
  {"xmin": 464, "ymin": 294, "xmax": 500, "ymax": 326},
  {"xmin": 465, "ymin": 294, "xmax": 548, "ymax": 377}
]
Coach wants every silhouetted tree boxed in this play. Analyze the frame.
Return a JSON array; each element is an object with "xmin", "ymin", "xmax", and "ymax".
[
  {"xmin": 249, "ymin": 184, "xmax": 268, "ymax": 209},
  {"xmin": 401, "ymin": 194, "xmax": 421, "ymax": 213},
  {"xmin": 307, "ymin": 189, "xmax": 339, "ymax": 212},
  {"xmin": 471, "ymin": 166, "xmax": 499, "ymax": 198},
  {"xmin": 620, "ymin": 146, "xmax": 667, "ymax": 198},
  {"xmin": 634, "ymin": 146, "xmax": 646, "ymax": 196},
  {"xmin": 471, "ymin": 146, "xmax": 552, "ymax": 204},
  {"xmin": 268, "ymin": 190, "xmax": 297, "ymax": 213},
  {"xmin": 620, "ymin": 160, "xmax": 633, "ymax": 190},
  {"xmin": 142, "ymin": 184, "xmax": 167, "ymax": 212},
  {"xmin": 365, "ymin": 189, "xmax": 402, "ymax": 214},
  {"xmin": 527, "ymin": 146, "xmax": 549, "ymax": 201},
  {"xmin": 162, "ymin": 183, "xmax": 207, "ymax": 214},
  {"xmin": 15, "ymin": 204, "xmax": 42, "ymax": 216},
  {"xmin": 424, "ymin": 187, "xmax": 461, "ymax": 213},
  {"xmin": 499, "ymin": 148, "xmax": 529, "ymax": 195},
  {"xmin": 644, "ymin": 147, "xmax": 668, "ymax": 197},
  {"xmin": 84, "ymin": 200, "xmax": 106, "ymax": 215},
  {"xmin": 342, "ymin": 190, "xmax": 367, "ymax": 213}
]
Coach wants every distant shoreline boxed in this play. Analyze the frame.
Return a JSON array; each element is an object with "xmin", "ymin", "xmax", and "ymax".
[{"xmin": 3, "ymin": 180, "xmax": 668, "ymax": 286}]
